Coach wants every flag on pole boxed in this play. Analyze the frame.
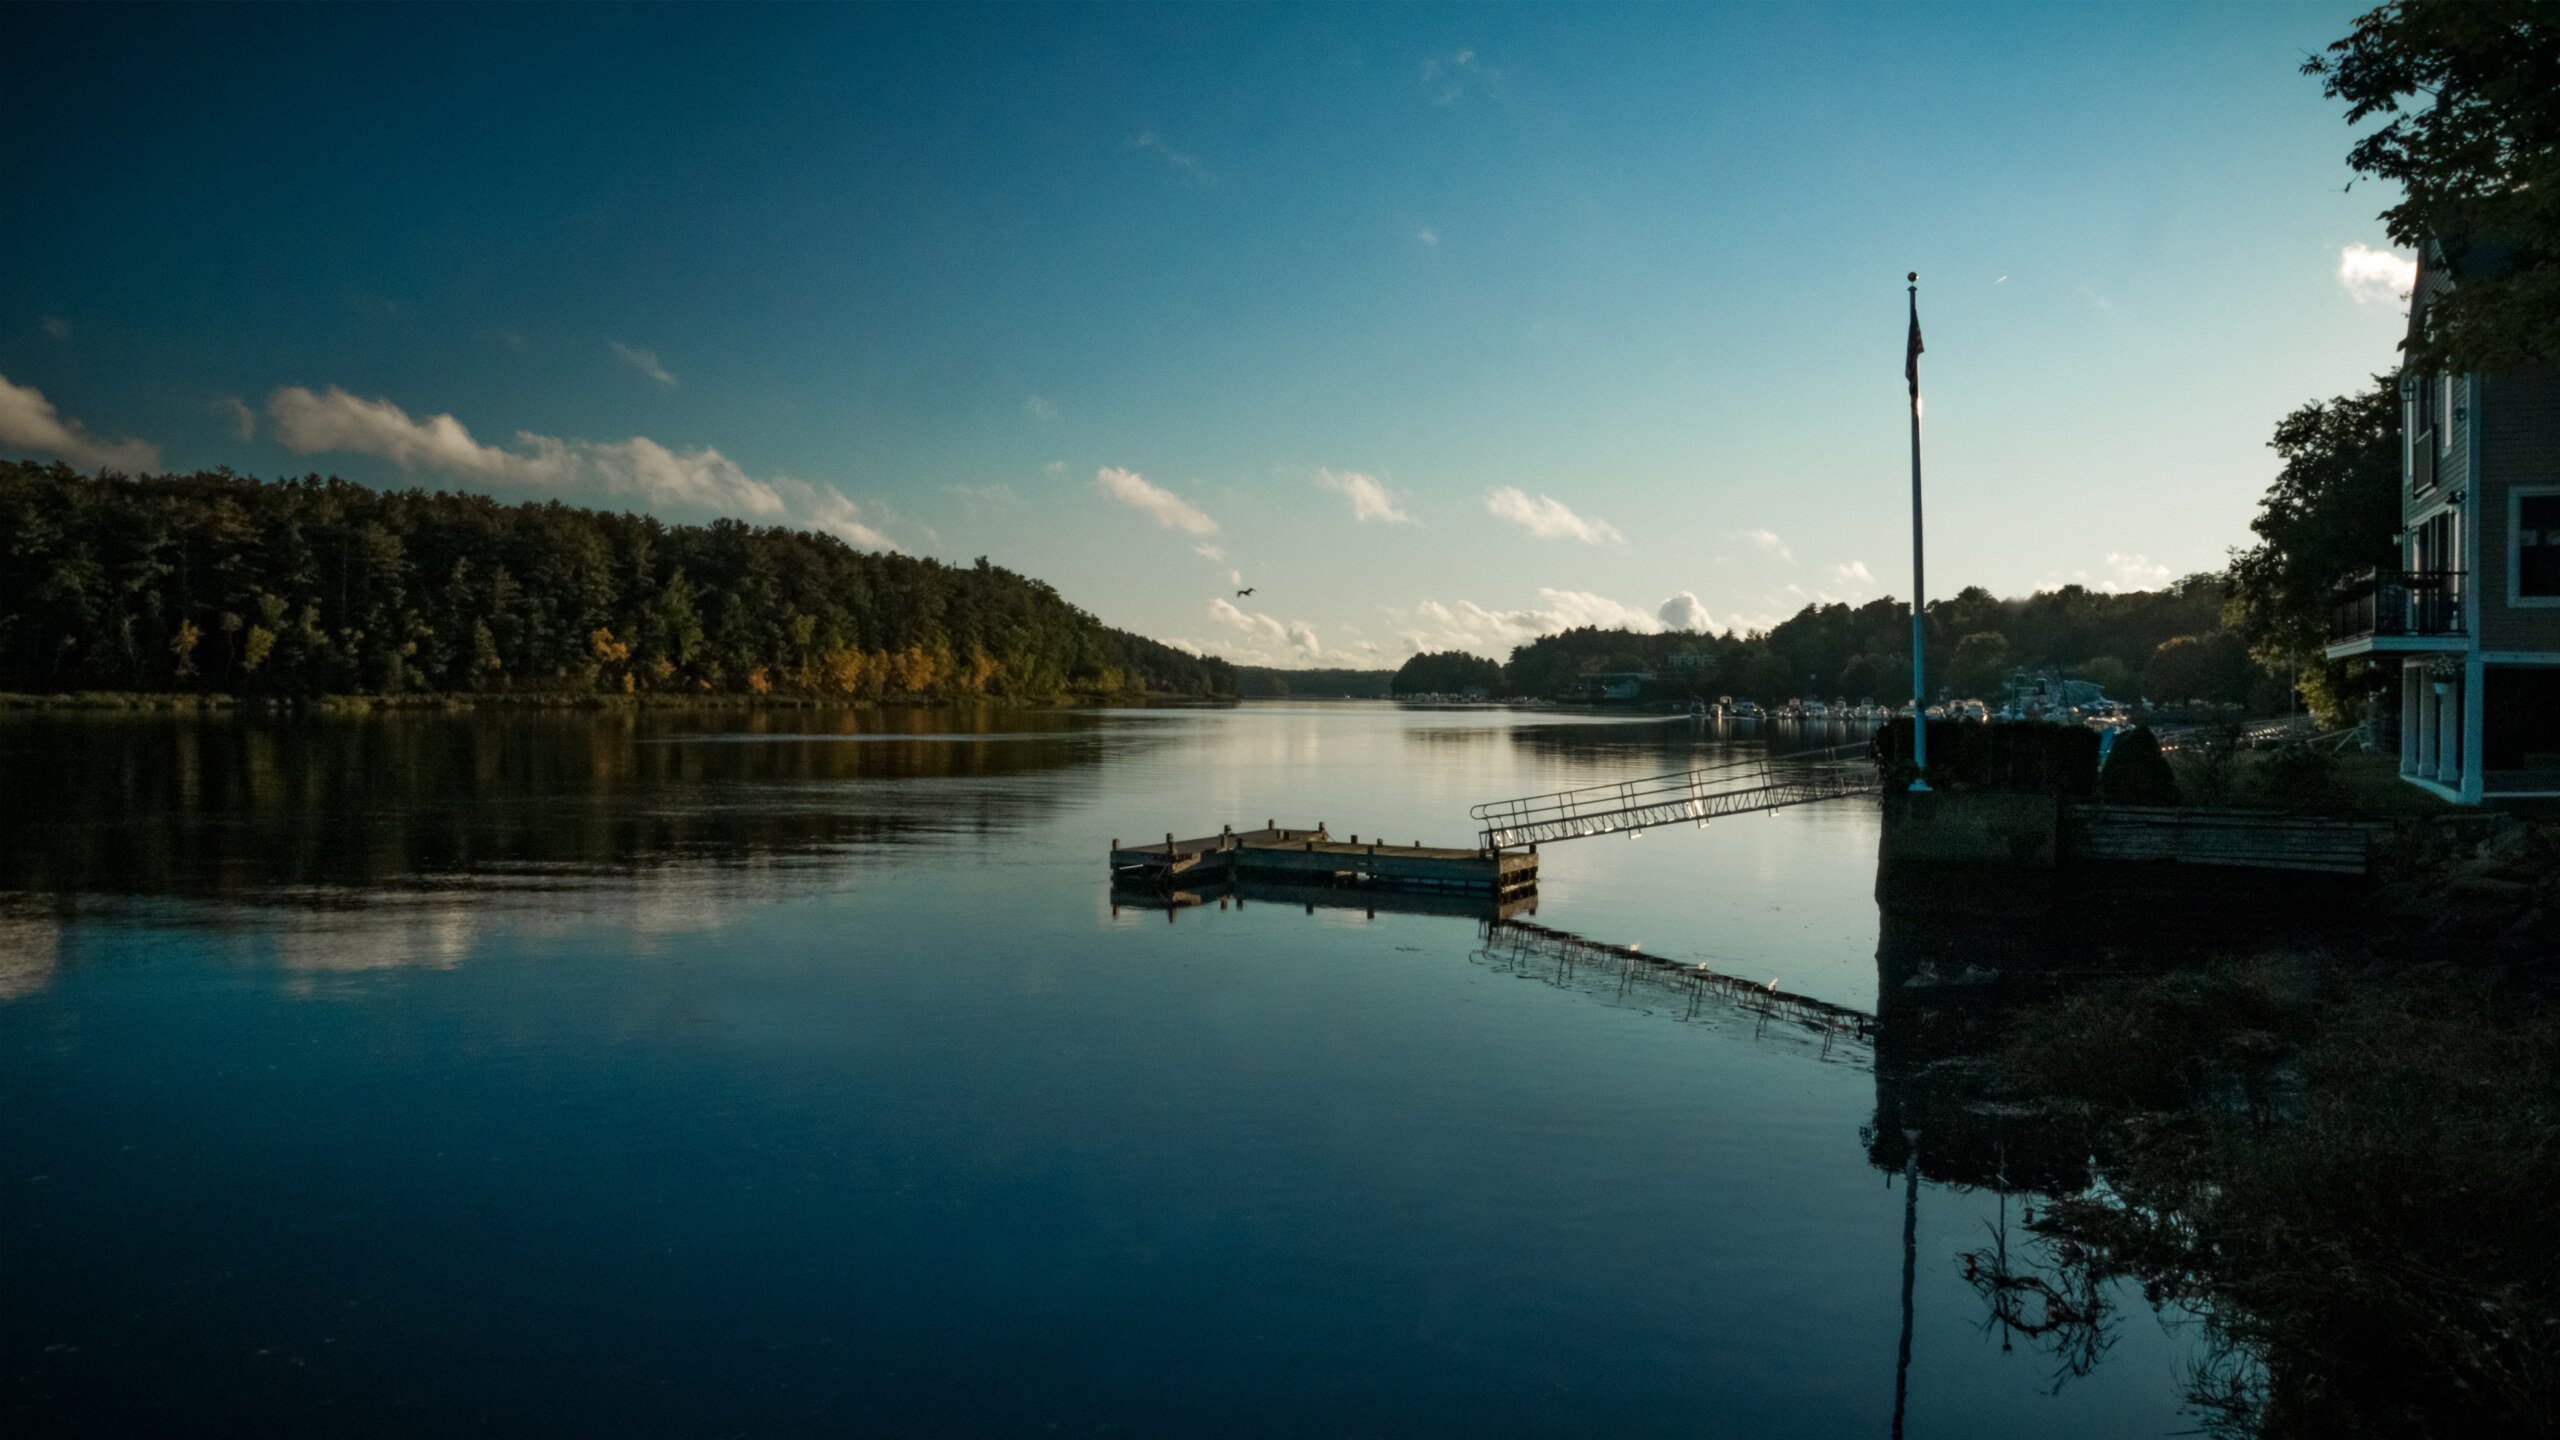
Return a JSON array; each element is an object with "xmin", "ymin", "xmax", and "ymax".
[{"xmin": 1905, "ymin": 298, "xmax": 1924, "ymax": 403}]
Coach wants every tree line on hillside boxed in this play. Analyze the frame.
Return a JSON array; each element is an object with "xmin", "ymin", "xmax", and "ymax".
[
  {"xmin": 0, "ymin": 462, "xmax": 1234, "ymax": 701},
  {"xmin": 1387, "ymin": 575, "xmax": 2274, "ymax": 709},
  {"xmin": 1234, "ymin": 665, "xmax": 1396, "ymax": 698}
]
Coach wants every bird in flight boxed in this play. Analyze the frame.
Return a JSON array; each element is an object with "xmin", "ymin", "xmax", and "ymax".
[{"xmin": 1236, "ymin": 586, "xmax": 1256, "ymax": 597}]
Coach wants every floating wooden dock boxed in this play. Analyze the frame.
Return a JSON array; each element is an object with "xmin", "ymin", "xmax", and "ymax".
[
  {"xmin": 1109, "ymin": 822, "xmax": 1537, "ymax": 897},
  {"xmin": 1110, "ymin": 875, "xmax": 1539, "ymax": 923}
]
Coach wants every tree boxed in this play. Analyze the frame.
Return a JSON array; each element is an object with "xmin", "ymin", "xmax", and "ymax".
[
  {"xmin": 2145, "ymin": 633, "xmax": 2256, "ymax": 706},
  {"xmin": 2096, "ymin": 725, "xmax": 2181, "ymax": 805},
  {"xmin": 1391, "ymin": 649, "xmax": 1501, "ymax": 696},
  {"xmin": 2308, "ymin": 1, "xmax": 2560, "ymax": 373},
  {"xmin": 1946, "ymin": 631, "xmax": 2011, "ymax": 699},
  {"xmin": 2224, "ymin": 380, "xmax": 2401, "ymax": 722}
]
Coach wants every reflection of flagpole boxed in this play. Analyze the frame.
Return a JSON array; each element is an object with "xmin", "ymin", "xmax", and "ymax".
[
  {"xmin": 1891, "ymin": 1128, "xmax": 1920, "ymax": 1439},
  {"xmin": 1905, "ymin": 273, "xmax": 1931, "ymax": 792}
]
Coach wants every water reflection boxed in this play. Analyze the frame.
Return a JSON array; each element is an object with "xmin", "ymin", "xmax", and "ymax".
[
  {"xmin": 4, "ymin": 705, "xmax": 2203, "ymax": 1438},
  {"xmin": 0, "ymin": 708, "xmax": 1136, "ymax": 910}
]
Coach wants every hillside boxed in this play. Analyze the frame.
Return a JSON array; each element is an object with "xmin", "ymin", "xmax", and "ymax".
[{"xmin": 0, "ymin": 461, "xmax": 1234, "ymax": 701}]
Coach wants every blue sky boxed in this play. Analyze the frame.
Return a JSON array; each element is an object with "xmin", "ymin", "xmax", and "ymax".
[{"xmin": 3, "ymin": 1, "xmax": 2408, "ymax": 665}]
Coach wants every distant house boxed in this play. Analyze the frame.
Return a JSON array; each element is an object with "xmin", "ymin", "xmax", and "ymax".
[
  {"xmin": 2323, "ymin": 239, "xmax": 2560, "ymax": 802},
  {"xmin": 1574, "ymin": 671, "xmax": 1649, "ymax": 702},
  {"xmin": 1665, "ymin": 652, "xmax": 1714, "ymax": 672}
]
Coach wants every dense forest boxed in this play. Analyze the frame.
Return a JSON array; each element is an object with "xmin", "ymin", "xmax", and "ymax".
[
  {"xmin": 1234, "ymin": 666, "xmax": 1395, "ymax": 698},
  {"xmin": 0, "ymin": 462, "xmax": 1234, "ymax": 701},
  {"xmin": 1383, "ymin": 574, "xmax": 2276, "ymax": 709},
  {"xmin": 1388, "ymin": 651, "xmax": 1503, "ymax": 696}
]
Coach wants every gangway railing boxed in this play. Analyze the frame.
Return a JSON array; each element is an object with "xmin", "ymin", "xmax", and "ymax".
[
  {"xmin": 1473, "ymin": 917, "xmax": 1875, "ymax": 1052},
  {"xmin": 1470, "ymin": 743, "xmax": 1877, "ymax": 848}
]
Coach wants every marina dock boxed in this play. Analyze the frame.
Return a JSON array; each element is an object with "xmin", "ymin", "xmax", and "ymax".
[{"xmin": 1109, "ymin": 822, "xmax": 1538, "ymax": 897}]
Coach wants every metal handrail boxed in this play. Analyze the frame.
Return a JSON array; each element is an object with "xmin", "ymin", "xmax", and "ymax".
[
  {"xmin": 1470, "ymin": 743, "xmax": 1876, "ymax": 847},
  {"xmin": 2328, "ymin": 567, "xmax": 2466, "ymax": 641}
]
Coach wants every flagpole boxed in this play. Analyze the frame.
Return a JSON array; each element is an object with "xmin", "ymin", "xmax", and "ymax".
[{"xmin": 1906, "ymin": 272, "xmax": 1930, "ymax": 793}]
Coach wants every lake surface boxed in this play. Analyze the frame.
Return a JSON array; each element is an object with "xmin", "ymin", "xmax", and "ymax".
[{"xmin": 1, "ymin": 704, "xmax": 2195, "ymax": 1436}]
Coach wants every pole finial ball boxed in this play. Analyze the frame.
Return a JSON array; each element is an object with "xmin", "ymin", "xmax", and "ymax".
[{"xmin": 1908, "ymin": 271, "xmax": 1917, "ymax": 283}]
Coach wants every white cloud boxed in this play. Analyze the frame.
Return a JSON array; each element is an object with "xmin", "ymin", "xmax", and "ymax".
[
  {"xmin": 948, "ymin": 482, "xmax": 1017, "ymax": 509},
  {"xmin": 39, "ymin": 315, "xmax": 70, "ymax": 342},
  {"xmin": 1193, "ymin": 541, "xmax": 1226, "ymax": 561},
  {"xmin": 217, "ymin": 396, "xmax": 257, "ymax": 440},
  {"xmin": 2104, "ymin": 552, "xmax": 2173, "ymax": 590},
  {"xmin": 1657, "ymin": 592, "xmax": 1715, "ymax": 633},
  {"xmin": 1746, "ymin": 528, "xmax": 1793, "ymax": 562},
  {"xmin": 1404, "ymin": 587, "xmax": 1666, "ymax": 657},
  {"xmin": 263, "ymin": 385, "xmax": 899, "ymax": 547},
  {"xmin": 1416, "ymin": 227, "xmax": 1439, "ymax": 248},
  {"xmin": 1130, "ymin": 129, "xmax": 1216, "ymax": 183},
  {"xmin": 2337, "ymin": 243, "xmax": 2416, "ymax": 306},
  {"xmin": 773, "ymin": 477, "xmax": 898, "ymax": 550},
  {"xmin": 1832, "ymin": 559, "xmax": 1877, "ymax": 587},
  {"xmin": 1421, "ymin": 47, "xmax": 1502, "ymax": 104},
  {"xmin": 1485, "ymin": 486, "xmax": 1623, "ymax": 544},
  {"xmin": 1316, "ymin": 467, "xmax": 1416, "ymax": 524},
  {"xmin": 611, "ymin": 341, "xmax": 676, "ymax": 387},
  {"xmin": 0, "ymin": 373, "xmax": 161, "ymax": 471},
  {"xmin": 1095, "ymin": 465, "xmax": 1217, "ymax": 535},
  {"xmin": 1209, "ymin": 597, "xmax": 1322, "ymax": 660},
  {"xmin": 1024, "ymin": 394, "xmax": 1058, "ymax": 421},
  {"xmin": 2036, "ymin": 552, "xmax": 2179, "ymax": 595}
]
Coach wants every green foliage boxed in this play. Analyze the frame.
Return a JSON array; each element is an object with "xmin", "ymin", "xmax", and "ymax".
[
  {"xmin": 1498, "ymin": 579, "xmax": 2238, "ymax": 707},
  {"xmin": 0, "ymin": 463, "xmax": 1233, "ymax": 701},
  {"xmin": 2096, "ymin": 724, "xmax": 2181, "ymax": 805},
  {"xmin": 1233, "ymin": 666, "xmax": 1394, "ymax": 698},
  {"xmin": 2223, "ymin": 378, "xmax": 2401, "ymax": 724},
  {"xmin": 2248, "ymin": 741, "xmax": 2347, "ymax": 813},
  {"xmin": 2309, "ymin": 1, "xmax": 2560, "ymax": 374},
  {"xmin": 1390, "ymin": 649, "xmax": 1503, "ymax": 696},
  {"xmin": 2145, "ymin": 632, "xmax": 2259, "ymax": 707},
  {"xmin": 1872, "ymin": 718, "xmax": 2100, "ymax": 796}
]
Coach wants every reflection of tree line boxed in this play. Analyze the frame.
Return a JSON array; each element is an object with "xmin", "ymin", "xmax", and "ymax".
[
  {"xmin": 0, "ymin": 710, "xmax": 1126, "ymax": 903},
  {"xmin": 1870, "ymin": 890, "xmax": 2559, "ymax": 1438}
]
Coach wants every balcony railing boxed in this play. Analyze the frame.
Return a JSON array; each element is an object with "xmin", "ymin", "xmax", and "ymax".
[{"xmin": 2330, "ymin": 568, "xmax": 2466, "ymax": 643}]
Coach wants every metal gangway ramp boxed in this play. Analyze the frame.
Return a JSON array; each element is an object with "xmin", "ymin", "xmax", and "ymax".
[{"xmin": 1470, "ymin": 743, "xmax": 1876, "ymax": 849}]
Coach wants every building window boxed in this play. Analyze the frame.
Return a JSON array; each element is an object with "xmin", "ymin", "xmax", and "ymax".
[{"xmin": 2520, "ymin": 490, "xmax": 2560, "ymax": 601}]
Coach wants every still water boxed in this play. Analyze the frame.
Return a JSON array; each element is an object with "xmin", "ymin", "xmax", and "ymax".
[{"xmin": 1, "ymin": 705, "xmax": 2193, "ymax": 1436}]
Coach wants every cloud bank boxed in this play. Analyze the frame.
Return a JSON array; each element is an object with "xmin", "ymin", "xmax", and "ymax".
[
  {"xmin": 0, "ymin": 373, "xmax": 162, "ymax": 471},
  {"xmin": 1485, "ymin": 487, "xmax": 1623, "ymax": 544},
  {"xmin": 1316, "ymin": 468, "xmax": 1415, "ymax": 524},
  {"xmin": 1208, "ymin": 597, "xmax": 1321, "ymax": 659},
  {"xmin": 265, "ymin": 385, "xmax": 895, "ymax": 549},
  {"xmin": 1095, "ymin": 465, "xmax": 1217, "ymax": 535},
  {"xmin": 1406, "ymin": 587, "xmax": 1721, "ymax": 656}
]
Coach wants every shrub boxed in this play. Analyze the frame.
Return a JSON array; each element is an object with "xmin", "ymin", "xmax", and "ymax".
[
  {"xmin": 2097, "ymin": 725, "xmax": 2181, "ymax": 805},
  {"xmin": 2250, "ymin": 741, "xmax": 2344, "ymax": 813}
]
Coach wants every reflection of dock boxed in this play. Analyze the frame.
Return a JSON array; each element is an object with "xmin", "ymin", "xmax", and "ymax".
[
  {"xmin": 1108, "ymin": 823, "xmax": 1538, "ymax": 897},
  {"xmin": 1110, "ymin": 875, "xmax": 1539, "ymax": 922}
]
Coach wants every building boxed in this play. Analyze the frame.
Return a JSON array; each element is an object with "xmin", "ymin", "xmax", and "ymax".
[{"xmin": 2324, "ymin": 239, "xmax": 2560, "ymax": 802}]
